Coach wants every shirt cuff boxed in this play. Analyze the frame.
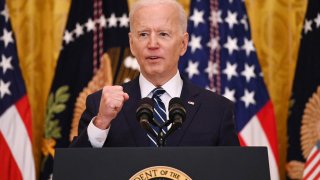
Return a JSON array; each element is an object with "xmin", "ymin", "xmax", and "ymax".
[{"xmin": 87, "ymin": 116, "xmax": 110, "ymax": 148}]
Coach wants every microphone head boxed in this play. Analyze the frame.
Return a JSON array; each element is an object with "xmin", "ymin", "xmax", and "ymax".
[
  {"xmin": 136, "ymin": 97, "xmax": 154, "ymax": 123},
  {"xmin": 137, "ymin": 97, "xmax": 154, "ymax": 109},
  {"xmin": 169, "ymin": 97, "xmax": 183, "ymax": 108},
  {"xmin": 169, "ymin": 97, "xmax": 186, "ymax": 124},
  {"xmin": 136, "ymin": 97, "xmax": 158, "ymax": 139}
]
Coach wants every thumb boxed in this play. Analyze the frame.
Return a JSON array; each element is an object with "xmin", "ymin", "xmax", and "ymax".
[{"xmin": 123, "ymin": 92, "xmax": 129, "ymax": 101}]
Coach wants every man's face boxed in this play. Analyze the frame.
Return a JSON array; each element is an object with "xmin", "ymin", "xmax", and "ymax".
[{"xmin": 129, "ymin": 4, "xmax": 188, "ymax": 85}]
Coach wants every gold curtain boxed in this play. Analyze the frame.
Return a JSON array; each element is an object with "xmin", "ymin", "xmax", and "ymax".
[
  {"xmin": 245, "ymin": 0, "xmax": 307, "ymax": 179},
  {"xmin": 7, "ymin": 0, "xmax": 71, "ymax": 177},
  {"xmin": 8, "ymin": 0, "xmax": 307, "ymax": 179}
]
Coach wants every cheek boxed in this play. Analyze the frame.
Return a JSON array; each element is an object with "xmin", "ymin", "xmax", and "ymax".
[
  {"xmin": 132, "ymin": 46, "xmax": 143, "ymax": 58},
  {"xmin": 169, "ymin": 44, "xmax": 183, "ymax": 59},
  {"xmin": 131, "ymin": 39, "xmax": 145, "ymax": 56}
]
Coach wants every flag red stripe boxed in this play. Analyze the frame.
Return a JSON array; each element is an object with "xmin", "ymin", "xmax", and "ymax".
[
  {"xmin": 305, "ymin": 150, "xmax": 319, "ymax": 167},
  {"xmin": 0, "ymin": 132, "xmax": 23, "ymax": 180},
  {"xmin": 256, "ymin": 101, "xmax": 279, "ymax": 165},
  {"xmin": 304, "ymin": 159, "xmax": 320, "ymax": 180},
  {"xmin": 15, "ymin": 96, "xmax": 32, "ymax": 141},
  {"xmin": 314, "ymin": 171, "xmax": 320, "ymax": 179},
  {"xmin": 238, "ymin": 134, "xmax": 247, "ymax": 146}
]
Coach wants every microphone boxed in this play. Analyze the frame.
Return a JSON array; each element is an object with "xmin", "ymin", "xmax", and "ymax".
[
  {"xmin": 136, "ymin": 97, "xmax": 157, "ymax": 137},
  {"xmin": 167, "ymin": 97, "xmax": 186, "ymax": 132}
]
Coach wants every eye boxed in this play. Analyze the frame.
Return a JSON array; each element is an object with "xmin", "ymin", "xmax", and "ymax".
[
  {"xmin": 159, "ymin": 32, "xmax": 169, "ymax": 37},
  {"xmin": 139, "ymin": 32, "xmax": 148, "ymax": 37}
]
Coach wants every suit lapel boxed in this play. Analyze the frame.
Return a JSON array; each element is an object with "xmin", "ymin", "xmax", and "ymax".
[
  {"xmin": 122, "ymin": 77, "xmax": 150, "ymax": 146},
  {"xmin": 166, "ymin": 78, "xmax": 201, "ymax": 146}
]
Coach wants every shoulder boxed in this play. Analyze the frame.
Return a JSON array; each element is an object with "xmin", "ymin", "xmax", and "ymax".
[
  {"xmin": 201, "ymin": 87, "xmax": 233, "ymax": 108},
  {"xmin": 122, "ymin": 77, "xmax": 139, "ymax": 90},
  {"xmin": 185, "ymin": 80, "xmax": 234, "ymax": 110}
]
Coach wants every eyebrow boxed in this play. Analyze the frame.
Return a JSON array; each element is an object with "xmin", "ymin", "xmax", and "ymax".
[{"xmin": 136, "ymin": 29, "xmax": 173, "ymax": 33}]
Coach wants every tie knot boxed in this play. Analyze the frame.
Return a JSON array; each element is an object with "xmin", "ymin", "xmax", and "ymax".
[{"xmin": 151, "ymin": 87, "xmax": 166, "ymax": 99}]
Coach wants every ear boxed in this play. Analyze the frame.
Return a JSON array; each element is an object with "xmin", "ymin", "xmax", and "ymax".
[
  {"xmin": 180, "ymin": 32, "xmax": 189, "ymax": 56},
  {"xmin": 128, "ymin": 32, "xmax": 136, "ymax": 56}
]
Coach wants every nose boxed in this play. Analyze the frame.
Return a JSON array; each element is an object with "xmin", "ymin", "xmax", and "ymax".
[{"xmin": 147, "ymin": 33, "xmax": 159, "ymax": 49}]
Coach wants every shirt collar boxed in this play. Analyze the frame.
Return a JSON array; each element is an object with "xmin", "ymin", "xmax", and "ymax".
[{"xmin": 139, "ymin": 71, "xmax": 183, "ymax": 98}]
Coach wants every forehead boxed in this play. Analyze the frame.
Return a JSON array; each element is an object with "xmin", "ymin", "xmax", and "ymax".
[{"xmin": 132, "ymin": 4, "xmax": 180, "ymax": 30}]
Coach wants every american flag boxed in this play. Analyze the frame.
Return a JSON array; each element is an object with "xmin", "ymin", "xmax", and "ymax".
[
  {"xmin": 178, "ymin": 0, "xmax": 279, "ymax": 179},
  {"xmin": 303, "ymin": 141, "xmax": 320, "ymax": 179},
  {"xmin": 0, "ymin": 0, "xmax": 35, "ymax": 179}
]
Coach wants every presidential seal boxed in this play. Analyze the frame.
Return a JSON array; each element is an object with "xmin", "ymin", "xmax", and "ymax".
[{"xmin": 130, "ymin": 166, "xmax": 192, "ymax": 180}]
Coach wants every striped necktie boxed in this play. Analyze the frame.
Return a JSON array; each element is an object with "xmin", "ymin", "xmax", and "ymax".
[{"xmin": 148, "ymin": 87, "xmax": 167, "ymax": 146}]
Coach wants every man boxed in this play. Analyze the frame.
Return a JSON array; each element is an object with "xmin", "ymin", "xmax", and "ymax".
[{"xmin": 70, "ymin": 0, "xmax": 239, "ymax": 147}]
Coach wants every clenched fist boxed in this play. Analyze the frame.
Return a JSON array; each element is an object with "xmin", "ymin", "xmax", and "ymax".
[{"xmin": 93, "ymin": 86, "xmax": 129, "ymax": 130}]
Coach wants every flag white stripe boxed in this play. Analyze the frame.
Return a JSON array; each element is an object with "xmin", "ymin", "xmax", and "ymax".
[
  {"xmin": 311, "ymin": 146, "xmax": 317, "ymax": 154},
  {"xmin": 303, "ymin": 149, "xmax": 320, "ymax": 178},
  {"xmin": 303, "ymin": 147, "xmax": 317, "ymax": 174},
  {"xmin": 240, "ymin": 115, "xmax": 279, "ymax": 180},
  {"xmin": 0, "ymin": 106, "xmax": 35, "ymax": 180},
  {"xmin": 307, "ymin": 164, "xmax": 320, "ymax": 180}
]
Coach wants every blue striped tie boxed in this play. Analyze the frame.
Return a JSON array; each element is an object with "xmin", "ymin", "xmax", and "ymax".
[{"xmin": 148, "ymin": 87, "xmax": 167, "ymax": 146}]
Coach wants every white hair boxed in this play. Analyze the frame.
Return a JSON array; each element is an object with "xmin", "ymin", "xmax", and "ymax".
[{"xmin": 129, "ymin": 0, "xmax": 188, "ymax": 33}]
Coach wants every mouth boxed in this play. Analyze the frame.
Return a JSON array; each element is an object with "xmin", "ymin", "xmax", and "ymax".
[{"xmin": 146, "ymin": 56, "xmax": 162, "ymax": 60}]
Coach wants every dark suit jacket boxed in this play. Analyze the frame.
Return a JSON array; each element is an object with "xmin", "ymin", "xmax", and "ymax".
[{"xmin": 70, "ymin": 76, "xmax": 239, "ymax": 147}]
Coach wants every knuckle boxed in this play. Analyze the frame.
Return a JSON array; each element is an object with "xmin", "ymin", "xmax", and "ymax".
[{"xmin": 114, "ymin": 85, "xmax": 123, "ymax": 91}]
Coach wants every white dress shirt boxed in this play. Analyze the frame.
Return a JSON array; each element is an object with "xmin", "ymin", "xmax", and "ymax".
[{"xmin": 87, "ymin": 71, "xmax": 183, "ymax": 148}]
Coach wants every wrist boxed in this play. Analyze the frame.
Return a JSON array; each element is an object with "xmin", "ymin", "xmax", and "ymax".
[{"xmin": 93, "ymin": 115, "xmax": 111, "ymax": 130}]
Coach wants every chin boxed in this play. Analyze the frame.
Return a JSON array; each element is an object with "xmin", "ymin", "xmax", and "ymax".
[
  {"xmin": 143, "ymin": 70, "xmax": 163, "ymax": 78},
  {"xmin": 144, "ymin": 66, "xmax": 163, "ymax": 73}
]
